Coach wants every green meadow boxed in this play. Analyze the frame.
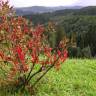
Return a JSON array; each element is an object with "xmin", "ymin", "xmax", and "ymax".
[{"xmin": 0, "ymin": 59, "xmax": 96, "ymax": 96}]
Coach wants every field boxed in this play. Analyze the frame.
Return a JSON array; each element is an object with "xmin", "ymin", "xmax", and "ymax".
[
  {"xmin": 0, "ymin": 59, "xmax": 96, "ymax": 96},
  {"xmin": 36, "ymin": 59, "xmax": 96, "ymax": 96}
]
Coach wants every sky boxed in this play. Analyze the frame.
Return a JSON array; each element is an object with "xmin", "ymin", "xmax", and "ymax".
[{"xmin": 9, "ymin": 0, "xmax": 96, "ymax": 7}]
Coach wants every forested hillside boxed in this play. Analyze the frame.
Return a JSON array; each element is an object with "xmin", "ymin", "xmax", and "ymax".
[{"xmin": 23, "ymin": 6, "xmax": 96, "ymax": 58}]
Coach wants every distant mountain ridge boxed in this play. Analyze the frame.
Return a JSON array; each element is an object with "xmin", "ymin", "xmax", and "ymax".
[
  {"xmin": 73, "ymin": 6, "xmax": 96, "ymax": 15},
  {"xmin": 15, "ymin": 6, "xmax": 82, "ymax": 15},
  {"xmin": 47, "ymin": 6, "xmax": 96, "ymax": 16},
  {"xmin": 22, "ymin": 6, "xmax": 96, "ymax": 25}
]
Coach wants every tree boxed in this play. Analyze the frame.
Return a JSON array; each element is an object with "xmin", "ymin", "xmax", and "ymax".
[{"xmin": 0, "ymin": 1, "xmax": 68, "ymax": 94}]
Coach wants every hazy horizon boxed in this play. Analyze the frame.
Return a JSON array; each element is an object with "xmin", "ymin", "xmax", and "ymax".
[{"xmin": 9, "ymin": 0, "xmax": 96, "ymax": 8}]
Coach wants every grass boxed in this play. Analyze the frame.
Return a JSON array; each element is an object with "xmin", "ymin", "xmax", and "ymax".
[
  {"xmin": 36, "ymin": 59, "xmax": 96, "ymax": 96},
  {"xmin": 0, "ymin": 59, "xmax": 96, "ymax": 96}
]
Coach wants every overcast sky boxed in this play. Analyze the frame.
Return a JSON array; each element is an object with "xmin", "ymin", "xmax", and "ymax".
[{"xmin": 9, "ymin": 0, "xmax": 96, "ymax": 7}]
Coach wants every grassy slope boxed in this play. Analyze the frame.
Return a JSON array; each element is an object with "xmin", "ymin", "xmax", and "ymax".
[
  {"xmin": 36, "ymin": 59, "xmax": 96, "ymax": 96},
  {"xmin": 0, "ymin": 59, "xmax": 96, "ymax": 96}
]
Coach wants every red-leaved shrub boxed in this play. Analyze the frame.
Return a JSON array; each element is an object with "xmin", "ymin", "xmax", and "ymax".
[{"xmin": 0, "ymin": 0, "xmax": 68, "ymax": 93}]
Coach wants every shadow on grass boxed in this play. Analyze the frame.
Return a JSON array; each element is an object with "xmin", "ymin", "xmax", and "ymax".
[{"xmin": 0, "ymin": 78, "xmax": 38, "ymax": 96}]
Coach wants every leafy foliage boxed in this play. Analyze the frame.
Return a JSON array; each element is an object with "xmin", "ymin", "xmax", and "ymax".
[
  {"xmin": 24, "ymin": 7, "xmax": 96, "ymax": 57},
  {"xmin": 0, "ymin": 1, "xmax": 68, "ymax": 94}
]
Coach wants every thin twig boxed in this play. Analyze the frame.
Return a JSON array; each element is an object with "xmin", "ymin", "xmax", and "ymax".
[
  {"xmin": 26, "ymin": 63, "xmax": 35, "ymax": 81},
  {"xmin": 32, "ymin": 56, "xmax": 60, "ymax": 87},
  {"xmin": 27, "ymin": 67, "xmax": 42, "ymax": 83}
]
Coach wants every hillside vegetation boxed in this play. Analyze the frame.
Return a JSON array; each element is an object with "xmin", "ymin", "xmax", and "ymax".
[{"xmin": 23, "ymin": 6, "xmax": 96, "ymax": 58}]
